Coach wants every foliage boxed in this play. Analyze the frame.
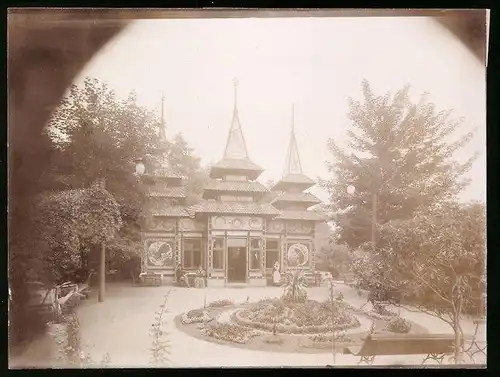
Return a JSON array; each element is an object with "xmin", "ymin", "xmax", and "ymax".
[
  {"xmin": 315, "ymin": 242, "xmax": 352, "ymax": 278},
  {"xmin": 32, "ymin": 186, "xmax": 122, "ymax": 283},
  {"xmin": 46, "ymin": 77, "xmax": 203, "ymax": 267},
  {"xmin": 320, "ymin": 80, "xmax": 479, "ymax": 248},
  {"xmin": 386, "ymin": 317, "xmax": 412, "ymax": 334},
  {"xmin": 379, "ymin": 201, "xmax": 485, "ymax": 363},
  {"xmin": 149, "ymin": 291, "xmax": 171, "ymax": 367},
  {"xmin": 49, "ymin": 315, "xmax": 110, "ymax": 368},
  {"xmin": 281, "ymin": 271, "xmax": 308, "ymax": 303},
  {"xmin": 200, "ymin": 322, "xmax": 258, "ymax": 344},
  {"xmin": 181, "ymin": 309, "xmax": 212, "ymax": 325},
  {"xmin": 207, "ymin": 299, "xmax": 234, "ymax": 308},
  {"xmin": 235, "ymin": 298, "xmax": 360, "ymax": 334}
]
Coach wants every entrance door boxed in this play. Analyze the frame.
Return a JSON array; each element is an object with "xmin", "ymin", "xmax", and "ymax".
[{"xmin": 227, "ymin": 246, "xmax": 247, "ymax": 283}]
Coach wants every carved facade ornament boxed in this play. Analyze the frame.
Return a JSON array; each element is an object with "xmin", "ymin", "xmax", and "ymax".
[
  {"xmin": 147, "ymin": 240, "xmax": 175, "ymax": 267},
  {"xmin": 268, "ymin": 220, "xmax": 285, "ymax": 233},
  {"xmin": 211, "ymin": 216, "xmax": 263, "ymax": 230},
  {"xmin": 180, "ymin": 218, "xmax": 205, "ymax": 231},
  {"xmin": 286, "ymin": 243, "xmax": 309, "ymax": 267},
  {"xmin": 147, "ymin": 216, "xmax": 176, "ymax": 231},
  {"xmin": 287, "ymin": 221, "xmax": 313, "ymax": 234}
]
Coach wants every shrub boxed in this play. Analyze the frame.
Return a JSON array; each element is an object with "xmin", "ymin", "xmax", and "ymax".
[
  {"xmin": 386, "ymin": 317, "xmax": 411, "ymax": 333},
  {"xmin": 335, "ymin": 292, "xmax": 344, "ymax": 302},
  {"xmin": 281, "ymin": 271, "xmax": 308, "ymax": 303},
  {"xmin": 181, "ymin": 309, "xmax": 212, "ymax": 324},
  {"xmin": 207, "ymin": 299, "xmax": 234, "ymax": 308},
  {"xmin": 373, "ymin": 304, "xmax": 397, "ymax": 317}
]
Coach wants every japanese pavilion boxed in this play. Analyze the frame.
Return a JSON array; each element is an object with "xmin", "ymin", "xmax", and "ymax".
[{"xmin": 140, "ymin": 82, "xmax": 327, "ymax": 287}]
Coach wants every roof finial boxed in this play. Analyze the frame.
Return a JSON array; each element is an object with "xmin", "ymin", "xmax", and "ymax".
[
  {"xmin": 282, "ymin": 104, "xmax": 303, "ymax": 177},
  {"xmin": 159, "ymin": 91, "xmax": 167, "ymax": 142},
  {"xmin": 223, "ymin": 78, "xmax": 249, "ymax": 160},
  {"xmin": 233, "ymin": 77, "xmax": 239, "ymax": 112}
]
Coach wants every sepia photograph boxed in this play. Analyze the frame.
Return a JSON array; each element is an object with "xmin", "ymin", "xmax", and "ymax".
[{"xmin": 8, "ymin": 8, "xmax": 487, "ymax": 368}]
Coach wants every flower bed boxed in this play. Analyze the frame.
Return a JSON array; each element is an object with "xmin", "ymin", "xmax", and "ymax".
[
  {"xmin": 200, "ymin": 322, "xmax": 258, "ymax": 344},
  {"xmin": 207, "ymin": 299, "xmax": 234, "ymax": 308},
  {"xmin": 181, "ymin": 309, "xmax": 213, "ymax": 324},
  {"xmin": 233, "ymin": 298, "xmax": 360, "ymax": 334}
]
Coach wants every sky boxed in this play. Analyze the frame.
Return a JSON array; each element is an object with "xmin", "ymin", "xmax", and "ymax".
[{"xmin": 73, "ymin": 16, "xmax": 486, "ymax": 203}]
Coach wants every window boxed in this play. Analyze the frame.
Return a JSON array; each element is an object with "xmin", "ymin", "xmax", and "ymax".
[
  {"xmin": 250, "ymin": 238, "xmax": 262, "ymax": 270},
  {"xmin": 266, "ymin": 240, "xmax": 280, "ymax": 269},
  {"xmin": 183, "ymin": 239, "xmax": 202, "ymax": 269},
  {"xmin": 212, "ymin": 238, "xmax": 224, "ymax": 270}
]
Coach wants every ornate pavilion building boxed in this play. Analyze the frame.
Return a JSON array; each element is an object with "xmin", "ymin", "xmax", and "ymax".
[{"xmin": 140, "ymin": 84, "xmax": 327, "ymax": 287}]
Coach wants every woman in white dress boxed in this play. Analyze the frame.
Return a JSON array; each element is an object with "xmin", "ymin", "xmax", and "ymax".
[{"xmin": 272, "ymin": 261, "xmax": 281, "ymax": 286}]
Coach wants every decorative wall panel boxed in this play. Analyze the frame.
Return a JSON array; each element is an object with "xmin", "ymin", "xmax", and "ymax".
[
  {"xmin": 211, "ymin": 216, "xmax": 263, "ymax": 230},
  {"xmin": 146, "ymin": 216, "xmax": 176, "ymax": 232},
  {"xmin": 286, "ymin": 221, "xmax": 313, "ymax": 234},
  {"xmin": 179, "ymin": 218, "xmax": 205, "ymax": 232},
  {"xmin": 267, "ymin": 220, "xmax": 285, "ymax": 233},
  {"xmin": 286, "ymin": 242, "xmax": 310, "ymax": 268},
  {"xmin": 145, "ymin": 239, "xmax": 175, "ymax": 267}
]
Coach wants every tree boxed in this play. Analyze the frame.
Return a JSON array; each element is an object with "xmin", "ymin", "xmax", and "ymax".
[
  {"xmin": 378, "ymin": 201, "xmax": 486, "ymax": 363},
  {"xmin": 33, "ymin": 184, "xmax": 122, "ymax": 283},
  {"xmin": 46, "ymin": 77, "xmax": 203, "ymax": 270},
  {"xmin": 320, "ymin": 80, "xmax": 478, "ymax": 249}
]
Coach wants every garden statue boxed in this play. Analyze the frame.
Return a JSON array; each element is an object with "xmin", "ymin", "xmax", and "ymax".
[{"xmin": 273, "ymin": 261, "xmax": 281, "ymax": 286}]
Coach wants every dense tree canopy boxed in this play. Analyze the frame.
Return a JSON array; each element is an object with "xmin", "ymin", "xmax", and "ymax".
[
  {"xmin": 46, "ymin": 77, "xmax": 203, "ymax": 265},
  {"xmin": 320, "ymin": 80, "xmax": 478, "ymax": 248}
]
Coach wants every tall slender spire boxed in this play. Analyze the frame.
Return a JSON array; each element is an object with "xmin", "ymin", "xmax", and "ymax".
[
  {"xmin": 159, "ymin": 92, "xmax": 167, "ymax": 143},
  {"xmin": 223, "ymin": 78, "xmax": 249, "ymax": 160},
  {"xmin": 283, "ymin": 104, "xmax": 303, "ymax": 176}
]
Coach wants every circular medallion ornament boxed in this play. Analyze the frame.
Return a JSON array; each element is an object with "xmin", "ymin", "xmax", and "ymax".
[
  {"xmin": 270, "ymin": 221, "xmax": 284, "ymax": 233},
  {"xmin": 249, "ymin": 217, "xmax": 262, "ymax": 229},
  {"xmin": 287, "ymin": 243, "xmax": 309, "ymax": 267},
  {"xmin": 148, "ymin": 241, "xmax": 174, "ymax": 267},
  {"xmin": 232, "ymin": 218, "xmax": 243, "ymax": 228}
]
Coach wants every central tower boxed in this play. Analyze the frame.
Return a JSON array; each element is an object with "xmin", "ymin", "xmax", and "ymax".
[{"xmin": 190, "ymin": 79, "xmax": 280, "ymax": 286}]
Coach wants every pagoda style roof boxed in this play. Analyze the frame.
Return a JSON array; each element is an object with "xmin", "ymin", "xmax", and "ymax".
[
  {"xmin": 275, "ymin": 209, "xmax": 328, "ymax": 222},
  {"xmin": 272, "ymin": 173, "xmax": 316, "ymax": 191},
  {"xmin": 146, "ymin": 185, "xmax": 186, "ymax": 198},
  {"xmin": 271, "ymin": 192, "xmax": 321, "ymax": 206},
  {"xmin": 203, "ymin": 179, "xmax": 268, "ymax": 194},
  {"xmin": 150, "ymin": 206, "xmax": 191, "ymax": 218},
  {"xmin": 272, "ymin": 106, "xmax": 316, "ymax": 191},
  {"xmin": 209, "ymin": 79, "xmax": 263, "ymax": 180},
  {"xmin": 188, "ymin": 200, "xmax": 281, "ymax": 216}
]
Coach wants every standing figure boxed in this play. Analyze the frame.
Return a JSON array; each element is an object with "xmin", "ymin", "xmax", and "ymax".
[{"xmin": 273, "ymin": 261, "xmax": 281, "ymax": 286}]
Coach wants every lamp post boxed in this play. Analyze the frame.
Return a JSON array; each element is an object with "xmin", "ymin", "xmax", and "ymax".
[{"xmin": 346, "ymin": 185, "xmax": 377, "ymax": 253}]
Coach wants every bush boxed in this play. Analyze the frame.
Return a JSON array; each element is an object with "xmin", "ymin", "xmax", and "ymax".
[
  {"xmin": 386, "ymin": 317, "xmax": 411, "ymax": 333},
  {"xmin": 373, "ymin": 304, "xmax": 397, "ymax": 317},
  {"xmin": 181, "ymin": 309, "xmax": 212, "ymax": 324},
  {"xmin": 207, "ymin": 299, "xmax": 234, "ymax": 308}
]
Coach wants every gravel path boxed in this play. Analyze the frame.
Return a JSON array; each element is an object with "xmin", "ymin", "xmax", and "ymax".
[{"xmin": 10, "ymin": 282, "xmax": 486, "ymax": 368}]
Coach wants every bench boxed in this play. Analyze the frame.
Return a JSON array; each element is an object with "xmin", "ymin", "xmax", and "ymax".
[
  {"xmin": 140, "ymin": 272, "xmax": 162, "ymax": 287},
  {"xmin": 343, "ymin": 333, "xmax": 459, "ymax": 365}
]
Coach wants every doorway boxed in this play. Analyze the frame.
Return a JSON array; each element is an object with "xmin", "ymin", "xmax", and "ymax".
[{"xmin": 227, "ymin": 246, "xmax": 247, "ymax": 283}]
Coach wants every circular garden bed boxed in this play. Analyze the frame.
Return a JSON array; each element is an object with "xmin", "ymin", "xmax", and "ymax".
[{"xmin": 174, "ymin": 297, "xmax": 429, "ymax": 354}]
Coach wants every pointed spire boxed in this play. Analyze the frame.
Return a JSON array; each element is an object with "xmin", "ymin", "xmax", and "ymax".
[
  {"xmin": 159, "ymin": 92, "xmax": 167, "ymax": 143},
  {"xmin": 223, "ymin": 78, "xmax": 249, "ymax": 160},
  {"xmin": 283, "ymin": 104, "xmax": 303, "ymax": 176}
]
